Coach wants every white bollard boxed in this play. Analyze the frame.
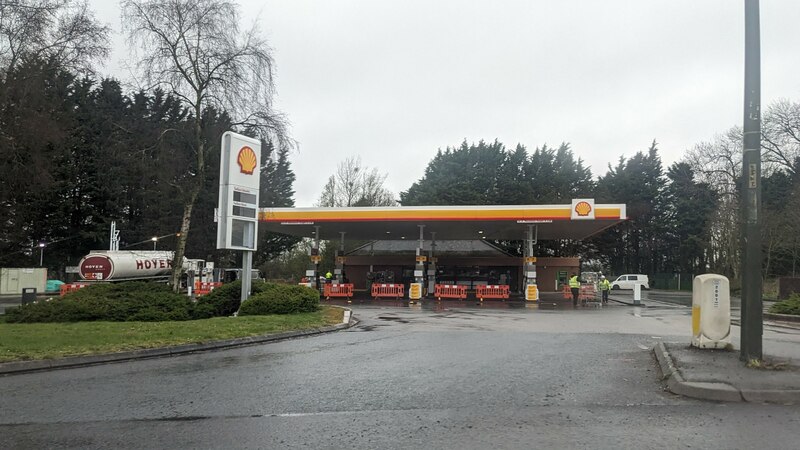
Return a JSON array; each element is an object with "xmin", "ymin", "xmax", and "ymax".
[
  {"xmin": 633, "ymin": 283, "xmax": 642, "ymax": 305},
  {"xmin": 691, "ymin": 274, "xmax": 731, "ymax": 349}
]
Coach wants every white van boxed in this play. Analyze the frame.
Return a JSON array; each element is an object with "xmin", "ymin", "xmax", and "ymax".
[{"xmin": 611, "ymin": 274, "xmax": 650, "ymax": 290}]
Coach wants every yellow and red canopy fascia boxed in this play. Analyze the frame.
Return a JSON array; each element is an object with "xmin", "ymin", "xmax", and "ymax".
[{"xmin": 259, "ymin": 204, "xmax": 626, "ymax": 223}]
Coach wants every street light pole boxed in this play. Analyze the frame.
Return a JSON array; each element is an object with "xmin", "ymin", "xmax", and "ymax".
[
  {"xmin": 741, "ymin": 0, "xmax": 762, "ymax": 362},
  {"xmin": 152, "ymin": 237, "xmax": 158, "ymax": 251},
  {"xmin": 38, "ymin": 243, "xmax": 45, "ymax": 267}
]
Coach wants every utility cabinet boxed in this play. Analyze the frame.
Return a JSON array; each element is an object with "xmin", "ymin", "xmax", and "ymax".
[{"xmin": 0, "ymin": 268, "xmax": 47, "ymax": 295}]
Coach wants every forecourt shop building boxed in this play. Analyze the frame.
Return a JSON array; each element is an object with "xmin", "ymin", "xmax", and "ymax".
[{"xmin": 259, "ymin": 199, "xmax": 626, "ymax": 300}]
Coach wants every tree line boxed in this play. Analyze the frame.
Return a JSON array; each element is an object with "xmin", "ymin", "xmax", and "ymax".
[
  {"xmin": 397, "ymin": 127, "xmax": 800, "ymax": 283},
  {"xmin": 0, "ymin": 0, "xmax": 297, "ymax": 281}
]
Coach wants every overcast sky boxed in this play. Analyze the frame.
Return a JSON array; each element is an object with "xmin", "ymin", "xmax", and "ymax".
[{"xmin": 89, "ymin": 1, "xmax": 800, "ymax": 207}]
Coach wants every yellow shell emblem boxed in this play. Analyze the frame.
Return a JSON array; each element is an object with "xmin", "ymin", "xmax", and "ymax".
[
  {"xmin": 574, "ymin": 201, "xmax": 592, "ymax": 216},
  {"xmin": 237, "ymin": 146, "xmax": 257, "ymax": 175}
]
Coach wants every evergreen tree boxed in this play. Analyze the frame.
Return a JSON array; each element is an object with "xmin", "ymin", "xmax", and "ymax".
[
  {"xmin": 401, "ymin": 139, "xmax": 513, "ymax": 205},
  {"xmin": 663, "ymin": 162, "xmax": 718, "ymax": 274},
  {"xmin": 258, "ymin": 141, "xmax": 301, "ymax": 263},
  {"xmin": 592, "ymin": 141, "xmax": 668, "ymax": 274}
]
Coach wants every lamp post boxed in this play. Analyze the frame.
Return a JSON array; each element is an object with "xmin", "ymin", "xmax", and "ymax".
[
  {"xmin": 741, "ymin": 0, "xmax": 762, "ymax": 362},
  {"xmin": 151, "ymin": 236, "xmax": 158, "ymax": 250},
  {"xmin": 38, "ymin": 242, "xmax": 46, "ymax": 267}
]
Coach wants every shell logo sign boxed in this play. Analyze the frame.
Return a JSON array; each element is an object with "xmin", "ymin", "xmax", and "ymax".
[
  {"xmin": 570, "ymin": 198, "xmax": 595, "ymax": 220},
  {"xmin": 237, "ymin": 146, "xmax": 257, "ymax": 175},
  {"xmin": 574, "ymin": 201, "xmax": 592, "ymax": 216}
]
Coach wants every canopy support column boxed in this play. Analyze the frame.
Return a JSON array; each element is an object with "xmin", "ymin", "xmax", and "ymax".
[
  {"xmin": 335, "ymin": 232, "xmax": 346, "ymax": 284},
  {"xmin": 308, "ymin": 226, "xmax": 321, "ymax": 291},
  {"xmin": 524, "ymin": 225, "xmax": 539, "ymax": 301},
  {"xmin": 427, "ymin": 232, "xmax": 437, "ymax": 297},
  {"xmin": 410, "ymin": 225, "xmax": 426, "ymax": 303}
]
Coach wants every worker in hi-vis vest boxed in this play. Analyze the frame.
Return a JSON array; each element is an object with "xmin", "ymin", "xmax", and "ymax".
[
  {"xmin": 569, "ymin": 273, "xmax": 580, "ymax": 307},
  {"xmin": 598, "ymin": 275, "xmax": 611, "ymax": 304}
]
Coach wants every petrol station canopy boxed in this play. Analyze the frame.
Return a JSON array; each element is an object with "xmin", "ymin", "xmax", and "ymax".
[{"xmin": 258, "ymin": 201, "xmax": 626, "ymax": 241}]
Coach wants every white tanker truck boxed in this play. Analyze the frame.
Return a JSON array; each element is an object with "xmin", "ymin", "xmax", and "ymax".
[
  {"xmin": 77, "ymin": 250, "xmax": 257, "ymax": 285},
  {"xmin": 78, "ymin": 251, "xmax": 212, "ymax": 282}
]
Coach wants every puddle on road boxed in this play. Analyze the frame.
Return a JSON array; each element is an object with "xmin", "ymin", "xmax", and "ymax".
[{"xmin": 376, "ymin": 315, "xmax": 410, "ymax": 323}]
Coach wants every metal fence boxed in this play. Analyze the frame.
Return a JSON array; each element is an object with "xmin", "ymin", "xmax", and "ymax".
[{"xmin": 651, "ymin": 273, "xmax": 694, "ymax": 291}]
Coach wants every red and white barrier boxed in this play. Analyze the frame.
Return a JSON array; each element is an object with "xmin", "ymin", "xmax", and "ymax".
[
  {"xmin": 323, "ymin": 283, "xmax": 354, "ymax": 299},
  {"xmin": 371, "ymin": 283, "xmax": 404, "ymax": 299},
  {"xmin": 434, "ymin": 284, "xmax": 467, "ymax": 300},
  {"xmin": 476, "ymin": 284, "xmax": 510, "ymax": 300}
]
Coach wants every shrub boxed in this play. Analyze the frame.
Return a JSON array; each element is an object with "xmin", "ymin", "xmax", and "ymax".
[
  {"xmin": 5, "ymin": 282, "xmax": 193, "ymax": 323},
  {"xmin": 769, "ymin": 294, "xmax": 800, "ymax": 316},
  {"xmin": 193, "ymin": 280, "xmax": 270, "ymax": 318},
  {"xmin": 239, "ymin": 283, "xmax": 320, "ymax": 316}
]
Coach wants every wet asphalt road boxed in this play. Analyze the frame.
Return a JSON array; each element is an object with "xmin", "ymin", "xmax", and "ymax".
[{"xmin": 2, "ymin": 300, "xmax": 799, "ymax": 449}]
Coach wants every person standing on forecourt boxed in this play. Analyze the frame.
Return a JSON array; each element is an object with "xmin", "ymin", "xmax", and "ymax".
[
  {"xmin": 598, "ymin": 275, "xmax": 611, "ymax": 304},
  {"xmin": 568, "ymin": 273, "xmax": 580, "ymax": 307}
]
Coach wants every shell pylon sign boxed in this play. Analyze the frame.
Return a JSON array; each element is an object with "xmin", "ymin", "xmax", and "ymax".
[
  {"xmin": 237, "ymin": 146, "xmax": 258, "ymax": 175},
  {"xmin": 217, "ymin": 132, "xmax": 261, "ymax": 251}
]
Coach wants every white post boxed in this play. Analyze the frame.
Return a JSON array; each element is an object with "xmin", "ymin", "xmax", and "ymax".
[{"xmin": 241, "ymin": 251, "xmax": 253, "ymax": 306}]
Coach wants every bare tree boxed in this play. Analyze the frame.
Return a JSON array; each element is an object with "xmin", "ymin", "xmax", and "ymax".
[
  {"xmin": 0, "ymin": 0, "xmax": 109, "ymax": 75},
  {"xmin": 122, "ymin": 0, "xmax": 290, "ymax": 289},
  {"xmin": 317, "ymin": 156, "xmax": 396, "ymax": 207},
  {"xmin": 684, "ymin": 129, "xmax": 743, "ymax": 278},
  {"xmin": 762, "ymin": 99, "xmax": 800, "ymax": 174}
]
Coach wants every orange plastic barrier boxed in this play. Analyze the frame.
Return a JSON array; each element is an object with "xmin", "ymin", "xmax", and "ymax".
[
  {"xmin": 60, "ymin": 283, "xmax": 89, "ymax": 296},
  {"xmin": 371, "ymin": 283, "xmax": 404, "ymax": 299},
  {"xmin": 195, "ymin": 282, "xmax": 222, "ymax": 296},
  {"xmin": 434, "ymin": 284, "xmax": 467, "ymax": 300},
  {"xmin": 476, "ymin": 284, "xmax": 510, "ymax": 300},
  {"xmin": 562, "ymin": 284, "xmax": 572, "ymax": 299},
  {"xmin": 323, "ymin": 283, "xmax": 354, "ymax": 299}
]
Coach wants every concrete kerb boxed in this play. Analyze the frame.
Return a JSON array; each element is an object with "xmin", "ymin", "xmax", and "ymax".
[
  {"xmin": 0, "ymin": 306, "xmax": 357, "ymax": 376},
  {"xmin": 653, "ymin": 342, "xmax": 743, "ymax": 402},
  {"xmin": 653, "ymin": 342, "xmax": 800, "ymax": 403},
  {"xmin": 764, "ymin": 312, "xmax": 800, "ymax": 323}
]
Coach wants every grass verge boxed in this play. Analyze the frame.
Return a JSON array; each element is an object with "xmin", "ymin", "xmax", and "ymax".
[{"xmin": 0, "ymin": 306, "xmax": 343, "ymax": 362}]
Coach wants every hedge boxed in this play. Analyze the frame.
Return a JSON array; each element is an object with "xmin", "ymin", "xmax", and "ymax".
[
  {"xmin": 4, "ymin": 280, "xmax": 321, "ymax": 323},
  {"xmin": 4, "ymin": 282, "xmax": 193, "ymax": 323},
  {"xmin": 193, "ymin": 280, "xmax": 270, "ymax": 318},
  {"xmin": 769, "ymin": 294, "xmax": 800, "ymax": 316},
  {"xmin": 239, "ymin": 283, "xmax": 320, "ymax": 315}
]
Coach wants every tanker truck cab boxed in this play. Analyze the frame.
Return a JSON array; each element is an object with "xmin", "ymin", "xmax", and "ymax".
[{"xmin": 220, "ymin": 268, "xmax": 263, "ymax": 283}]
